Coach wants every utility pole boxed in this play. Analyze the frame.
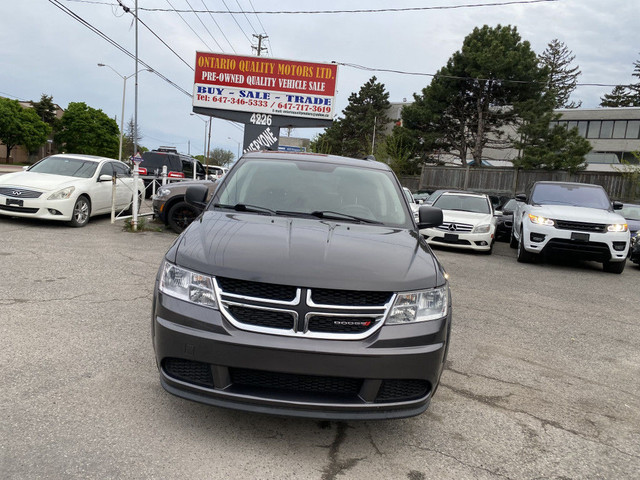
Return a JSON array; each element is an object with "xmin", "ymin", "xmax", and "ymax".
[{"xmin": 252, "ymin": 34, "xmax": 268, "ymax": 56}]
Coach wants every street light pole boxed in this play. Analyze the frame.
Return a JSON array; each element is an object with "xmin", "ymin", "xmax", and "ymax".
[
  {"xmin": 97, "ymin": 63, "xmax": 151, "ymax": 161},
  {"xmin": 228, "ymin": 137, "xmax": 241, "ymax": 162}
]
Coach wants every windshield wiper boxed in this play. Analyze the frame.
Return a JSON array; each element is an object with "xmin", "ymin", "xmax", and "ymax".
[
  {"xmin": 309, "ymin": 210, "xmax": 383, "ymax": 224},
  {"xmin": 214, "ymin": 203, "xmax": 275, "ymax": 215}
]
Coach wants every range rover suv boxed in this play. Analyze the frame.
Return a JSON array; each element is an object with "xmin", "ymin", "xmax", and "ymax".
[
  {"xmin": 511, "ymin": 181, "xmax": 630, "ymax": 273},
  {"xmin": 152, "ymin": 151, "xmax": 452, "ymax": 419}
]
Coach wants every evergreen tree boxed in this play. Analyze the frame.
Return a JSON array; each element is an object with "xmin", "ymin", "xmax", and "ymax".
[
  {"xmin": 539, "ymin": 39, "xmax": 582, "ymax": 108},
  {"xmin": 311, "ymin": 77, "xmax": 391, "ymax": 158},
  {"xmin": 31, "ymin": 94, "xmax": 59, "ymax": 126},
  {"xmin": 122, "ymin": 117, "xmax": 144, "ymax": 158},
  {"xmin": 600, "ymin": 57, "xmax": 640, "ymax": 107},
  {"xmin": 400, "ymin": 25, "xmax": 546, "ymax": 167}
]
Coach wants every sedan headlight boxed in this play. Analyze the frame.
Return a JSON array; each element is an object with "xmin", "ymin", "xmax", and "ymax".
[
  {"xmin": 156, "ymin": 187, "xmax": 171, "ymax": 199},
  {"xmin": 472, "ymin": 224, "xmax": 491, "ymax": 234},
  {"xmin": 387, "ymin": 286, "xmax": 448, "ymax": 324},
  {"xmin": 47, "ymin": 186, "xmax": 75, "ymax": 200},
  {"xmin": 159, "ymin": 262, "xmax": 217, "ymax": 308},
  {"xmin": 607, "ymin": 223, "xmax": 628, "ymax": 232},
  {"xmin": 528, "ymin": 214, "xmax": 554, "ymax": 226}
]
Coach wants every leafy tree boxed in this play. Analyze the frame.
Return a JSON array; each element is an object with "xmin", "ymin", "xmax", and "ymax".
[
  {"xmin": 400, "ymin": 25, "xmax": 546, "ymax": 167},
  {"xmin": 0, "ymin": 97, "xmax": 51, "ymax": 162},
  {"xmin": 311, "ymin": 77, "xmax": 391, "ymax": 158},
  {"xmin": 539, "ymin": 39, "xmax": 582, "ymax": 108},
  {"xmin": 204, "ymin": 147, "xmax": 234, "ymax": 166},
  {"xmin": 600, "ymin": 57, "xmax": 640, "ymax": 107},
  {"xmin": 55, "ymin": 102, "xmax": 119, "ymax": 158}
]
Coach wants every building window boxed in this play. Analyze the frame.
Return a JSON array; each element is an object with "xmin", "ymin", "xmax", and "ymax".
[
  {"xmin": 567, "ymin": 120, "xmax": 578, "ymax": 131},
  {"xmin": 626, "ymin": 121, "xmax": 640, "ymax": 139},
  {"xmin": 612, "ymin": 120, "xmax": 627, "ymax": 139},
  {"xmin": 600, "ymin": 120, "xmax": 614, "ymax": 139},
  {"xmin": 577, "ymin": 121, "xmax": 588, "ymax": 137},
  {"xmin": 587, "ymin": 121, "xmax": 601, "ymax": 138}
]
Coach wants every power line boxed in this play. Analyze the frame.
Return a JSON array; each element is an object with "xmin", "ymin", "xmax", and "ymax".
[
  {"xmin": 49, "ymin": 0, "xmax": 192, "ymax": 97},
  {"xmin": 337, "ymin": 62, "xmax": 633, "ymax": 88},
  {"xmin": 185, "ymin": 0, "xmax": 225, "ymax": 51},
  {"xmin": 63, "ymin": 0, "xmax": 560, "ymax": 14},
  {"xmin": 248, "ymin": 0, "xmax": 272, "ymax": 56},
  {"xmin": 220, "ymin": 0, "xmax": 252, "ymax": 44},
  {"xmin": 200, "ymin": 0, "xmax": 236, "ymax": 53},
  {"xmin": 164, "ymin": 0, "xmax": 215, "ymax": 53},
  {"xmin": 235, "ymin": 0, "xmax": 258, "ymax": 34}
]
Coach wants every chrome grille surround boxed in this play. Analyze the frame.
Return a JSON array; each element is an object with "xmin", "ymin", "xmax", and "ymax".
[
  {"xmin": 214, "ymin": 278, "xmax": 394, "ymax": 340},
  {"xmin": 435, "ymin": 221, "xmax": 473, "ymax": 233},
  {"xmin": 0, "ymin": 187, "xmax": 43, "ymax": 198}
]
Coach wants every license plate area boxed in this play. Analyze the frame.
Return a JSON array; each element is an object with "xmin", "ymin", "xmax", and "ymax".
[
  {"xmin": 444, "ymin": 233, "xmax": 459, "ymax": 242},
  {"xmin": 571, "ymin": 232, "xmax": 589, "ymax": 242},
  {"xmin": 6, "ymin": 198, "xmax": 24, "ymax": 207}
]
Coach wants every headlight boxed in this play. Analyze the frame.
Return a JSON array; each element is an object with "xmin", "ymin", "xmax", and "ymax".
[
  {"xmin": 528, "ymin": 214, "xmax": 554, "ymax": 226},
  {"xmin": 159, "ymin": 262, "xmax": 217, "ymax": 308},
  {"xmin": 156, "ymin": 188, "xmax": 171, "ymax": 198},
  {"xmin": 473, "ymin": 224, "xmax": 491, "ymax": 233},
  {"xmin": 47, "ymin": 186, "xmax": 75, "ymax": 200},
  {"xmin": 387, "ymin": 286, "xmax": 448, "ymax": 324},
  {"xmin": 607, "ymin": 223, "xmax": 628, "ymax": 232}
]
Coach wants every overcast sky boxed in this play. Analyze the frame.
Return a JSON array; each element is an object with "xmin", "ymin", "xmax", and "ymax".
[{"xmin": 2, "ymin": 0, "xmax": 638, "ymax": 159}]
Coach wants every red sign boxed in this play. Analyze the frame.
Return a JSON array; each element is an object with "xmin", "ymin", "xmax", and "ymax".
[{"xmin": 193, "ymin": 52, "xmax": 338, "ymax": 120}]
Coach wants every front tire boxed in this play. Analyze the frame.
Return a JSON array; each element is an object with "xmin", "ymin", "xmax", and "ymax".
[
  {"xmin": 603, "ymin": 258, "xmax": 626, "ymax": 274},
  {"xmin": 516, "ymin": 228, "xmax": 535, "ymax": 263},
  {"xmin": 68, "ymin": 196, "xmax": 90, "ymax": 227},
  {"xmin": 167, "ymin": 201, "xmax": 199, "ymax": 233}
]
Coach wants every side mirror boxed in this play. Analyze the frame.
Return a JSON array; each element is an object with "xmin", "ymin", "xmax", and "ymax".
[
  {"xmin": 417, "ymin": 205, "xmax": 443, "ymax": 229},
  {"xmin": 494, "ymin": 210, "xmax": 503, "ymax": 217},
  {"xmin": 98, "ymin": 174, "xmax": 112, "ymax": 182},
  {"xmin": 612, "ymin": 201, "xmax": 623, "ymax": 210},
  {"xmin": 22, "ymin": 165, "xmax": 29, "ymax": 171},
  {"xmin": 185, "ymin": 185, "xmax": 209, "ymax": 209},
  {"xmin": 515, "ymin": 193, "xmax": 527, "ymax": 203}
]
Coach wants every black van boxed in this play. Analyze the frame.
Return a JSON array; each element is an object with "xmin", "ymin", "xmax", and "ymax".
[{"xmin": 152, "ymin": 151, "xmax": 452, "ymax": 420}]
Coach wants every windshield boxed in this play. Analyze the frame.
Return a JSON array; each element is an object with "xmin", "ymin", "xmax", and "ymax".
[
  {"xmin": 433, "ymin": 194, "xmax": 491, "ymax": 214},
  {"xmin": 214, "ymin": 157, "xmax": 410, "ymax": 226},
  {"xmin": 620, "ymin": 204, "xmax": 640, "ymax": 220},
  {"xmin": 29, "ymin": 156, "xmax": 98, "ymax": 178},
  {"xmin": 531, "ymin": 183, "xmax": 611, "ymax": 209}
]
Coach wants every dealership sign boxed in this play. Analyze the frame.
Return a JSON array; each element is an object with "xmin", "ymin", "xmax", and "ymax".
[{"xmin": 193, "ymin": 52, "xmax": 338, "ymax": 121}]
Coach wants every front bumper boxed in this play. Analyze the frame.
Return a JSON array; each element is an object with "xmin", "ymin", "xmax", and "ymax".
[
  {"xmin": 420, "ymin": 227, "xmax": 493, "ymax": 251},
  {"xmin": 152, "ymin": 292, "xmax": 451, "ymax": 420},
  {"xmin": 0, "ymin": 194, "xmax": 74, "ymax": 221},
  {"xmin": 152, "ymin": 197, "xmax": 168, "ymax": 222},
  {"xmin": 522, "ymin": 223, "xmax": 629, "ymax": 262}
]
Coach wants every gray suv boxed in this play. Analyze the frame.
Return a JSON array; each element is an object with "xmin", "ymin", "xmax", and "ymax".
[{"xmin": 152, "ymin": 151, "xmax": 452, "ymax": 419}]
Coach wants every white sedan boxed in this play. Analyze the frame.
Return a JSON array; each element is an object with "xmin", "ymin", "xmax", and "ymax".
[
  {"xmin": 0, "ymin": 154, "xmax": 144, "ymax": 227},
  {"xmin": 420, "ymin": 191, "xmax": 497, "ymax": 253}
]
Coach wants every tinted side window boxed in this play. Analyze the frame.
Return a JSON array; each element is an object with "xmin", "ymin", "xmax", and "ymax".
[
  {"xmin": 113, "ymin": 162, "xmax": 131, "ymax": 177},
  {"xmin": 182, "ymin": 160, "xmax": 194, "ymax": 178},
  {"xmin": 99, "ymin": 162, "xmax": 114, "ymax": 177}
]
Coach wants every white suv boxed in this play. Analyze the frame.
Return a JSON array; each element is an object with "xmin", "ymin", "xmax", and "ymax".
[{"xmin": 511, "ymin": 181, "xmax": 629, "ymax": 273}]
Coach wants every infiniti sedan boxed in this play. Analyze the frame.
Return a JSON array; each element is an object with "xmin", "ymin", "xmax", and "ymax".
[
  {"xmin": 0, "ymin": 154, "xmax": 144, "ymax": 227},
  {"xmin": 420, "ymin": 191, "xmax": 497, "ymax": 253}
]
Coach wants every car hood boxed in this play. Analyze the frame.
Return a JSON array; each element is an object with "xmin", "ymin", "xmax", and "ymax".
[
  {"xmin": 530, "ymin": 205, "xmax": 626, "ymax": 224},
  {"xmin": 442, "ymin": 210, "xmax": 493, "ymax": 225},
  {"xmin": 170, "ymin": 211, "xmax": 443, "ymax": 291},
  {"xmin": 0, "ymin": 171, "xmax": 80, "ymax": 191},
  {"xmin": 626, "ymin": 218, "xmax": 640, "ymax": 232}
]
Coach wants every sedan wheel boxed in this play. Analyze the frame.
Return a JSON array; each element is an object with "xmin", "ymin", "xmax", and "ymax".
[{"xmin": 69, "ymin": 196, "xmax": 90, "ymax": 227}]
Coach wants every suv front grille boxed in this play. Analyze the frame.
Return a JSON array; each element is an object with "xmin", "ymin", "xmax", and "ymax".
[
  {"xmin": 215, "ymin": 278, "xmax": 393, "ymax": 339},
  {"xmin": 555, "ymin": 220, "xmax": 606, "ymax": 233}
]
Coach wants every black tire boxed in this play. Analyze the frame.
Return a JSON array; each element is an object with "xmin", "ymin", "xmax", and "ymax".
[
  {"xmin": 509, "ymin": 228, "xmax": 518, "ymax": 248},
  {"xmin": 603, "ymin": 258, "xmax": 626, "ymax": 274},
  {"xmin": 516, "ymin": 228, "xmax": 535, "ymax": 263},
  {"xmin": 68, "ymin": 196, "xmax": 91, "ymax": 227},
  {"xmin": 167, "ymin": 201, "xmax": 199, "ymax": 233}
]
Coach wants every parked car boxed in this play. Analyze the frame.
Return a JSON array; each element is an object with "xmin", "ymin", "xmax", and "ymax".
[
  {"xmin": 0, "ymin": 154, "xmax": 144, "ymax": 227},
  {"xmin": 420, "ymin": 191, "xmax": 497, "ymax": 253},
  {"xmin": 413, "ymin": 192, "xmax": 431, "ymax": 204},
  {"xmin": 138, "ymin": 148, "xmax": 206, "ymax": 197},
  {"xmin": 630, "ymin": 233, "xmax": 640, "ymax": 265},
  {"xmin": 152, "ymin": 151, "xmax": 451, "ymax": 420},
  {"xmin": 153, "ymin": 179, "xmax": 217, "ymax": 233},
  {"xmin": 495, "ymin": 198, "xmax": 518, "ymax": 241},
  {"xmin": 511, "ymin": 181, "xmax": 629, "ymax": 273},
  {"xmin": 423, "ymin": 189, "xmax": 466, "ymax": 206},
  {"xmin": 619, "ymin": 203, "xmax": 640, "ymax": 247},
  {"xmin": 403, "ymin": 186, "xmax": 420, "ymax": 221}
]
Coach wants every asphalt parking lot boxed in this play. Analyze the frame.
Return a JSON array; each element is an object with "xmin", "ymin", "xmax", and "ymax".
[{"xmin": 1, "ymin": 214, "xmax": 639, "ymax": 479}]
